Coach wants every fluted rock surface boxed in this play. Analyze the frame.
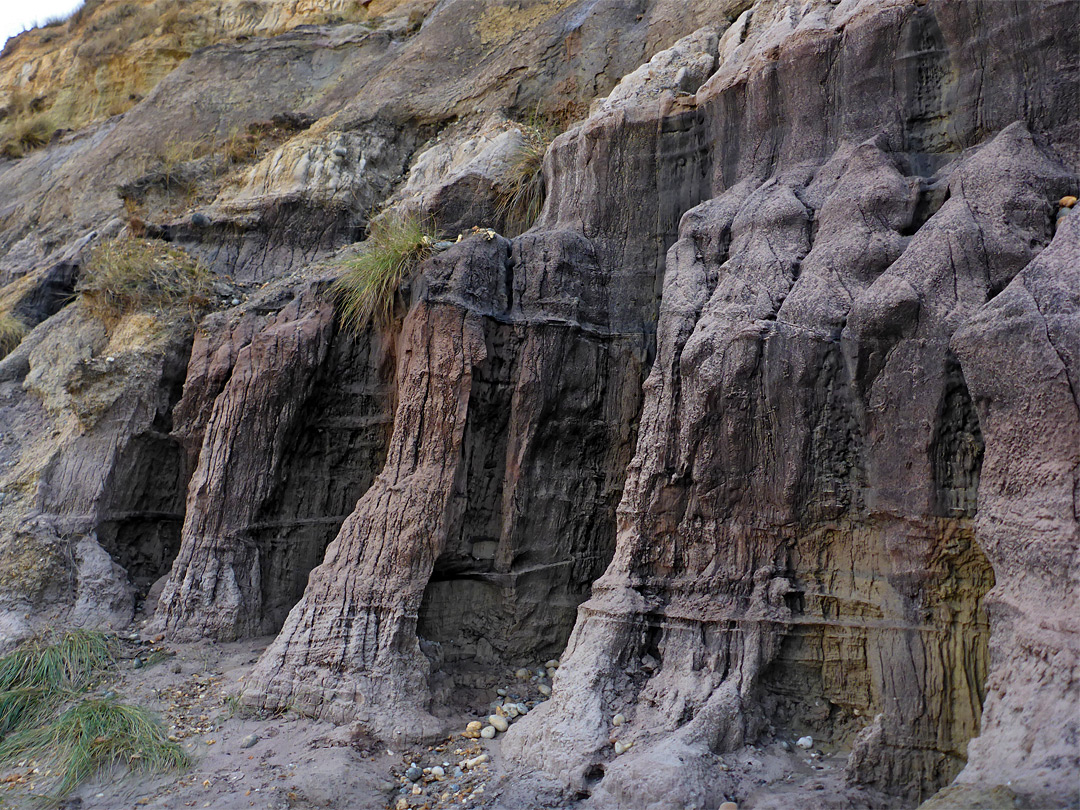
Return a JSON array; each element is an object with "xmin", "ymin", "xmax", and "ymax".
[{"xmin": 0, "ymin": 0, "xmax": 1076, "ymax": 807}]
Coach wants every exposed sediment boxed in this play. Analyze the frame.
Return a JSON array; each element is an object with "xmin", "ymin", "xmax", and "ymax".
[{"xmin": 0, "ymin": 0, "xmax": 1076, "ymax": 808}]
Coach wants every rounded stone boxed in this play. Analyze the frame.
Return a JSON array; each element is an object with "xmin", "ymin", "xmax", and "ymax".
[
  {"xmin": 480, "ymin": 725, "xmax": 496, "ymax": 739},
  {"xmin": 719, "ymin": 803, "xmax": 738, "ymax": 810},
  {"xmin": 544, "ymin": 659, "xmax": 560, "ymax": 669},
  {"xmin": 538, "ymin": 684, "xmax": 551, "ymax": 696},
  {"xmin": 405, "ymin": 765, "xmax": 423, "ymax": 782},
  {"xmin": 1060, "ymin": 195, "xmax": 1078, "ymax": 208},
  {"xmin": 488, "ymin": 715, "xmax": 509, "ymax": 732},
  {"xmin": 515, "ymin": 668, "xmax": 531, "ymax": 680},
  {"xmin": 465, "ymin": 721, "xmax": 482, "ymax": 733},
  {"xmin": 239, "ymin": 734, "xmax": 258, "ymax": 749},
  {"xmin": 430, "ymin": 766, "xmax": 445, "ymax": 779},
  {"xmin": 612, "ymin": 713, "xmax": 626, "ymax": 727},
  {"xmin": 797, "ymin": 736, "xmax": 814, "ymax": 749}
]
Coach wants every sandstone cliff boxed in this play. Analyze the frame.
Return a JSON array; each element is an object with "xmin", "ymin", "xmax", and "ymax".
[{"xmin": 0, "ymin": 0, "xmax": 1076, "ymax": 808}]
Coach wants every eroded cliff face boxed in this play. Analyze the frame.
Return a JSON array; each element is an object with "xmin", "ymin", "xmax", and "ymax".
[{"xmin": 0, "ymin": 0, "xmax": 1076, "ymax": 808}]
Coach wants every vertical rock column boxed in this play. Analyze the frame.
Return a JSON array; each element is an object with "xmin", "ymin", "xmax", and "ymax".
[
  {"xmin": 155, "ymin": 290, "xmax": 334, "ymax": 641},
  {"xmin": 242, "ymin": 237, "xmax": 502, "ymax": 739},
  {"xmin": 950, "ymin": 211, "xmax": 1080, "ymax": 808},
  {"xmin": 504, "ymin": 123, "xmax": 1073, "ymax": 804}
]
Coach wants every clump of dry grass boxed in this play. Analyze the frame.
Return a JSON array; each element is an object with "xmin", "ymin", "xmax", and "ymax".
[
  {"xmin": 0, "ymin": 312, "xmax": 28, "ymax": 355},
  {"xmin": 78, "ymin": 238, "xmax": 213, "ymax": 323},
  {"xmin": 332, "ymin": 214, "xmax": 438, "ymax": 332},
  {"xmin": 0, "ymin": 112, "xmax": 59, "ymax": 159},
  {"xmin": 496, "ymin": 124, "xmax": 553, "ymax": 236}
]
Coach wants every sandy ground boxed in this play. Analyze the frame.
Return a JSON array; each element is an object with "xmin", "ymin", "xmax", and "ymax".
[{"xmin": 0, "ymin": 634, "xmax": 894, "ymax": 810}]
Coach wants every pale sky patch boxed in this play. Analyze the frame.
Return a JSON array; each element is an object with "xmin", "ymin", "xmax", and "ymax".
[{"xmin": 1, "ymin": 0, "xmax": 86, "ymax": 53}]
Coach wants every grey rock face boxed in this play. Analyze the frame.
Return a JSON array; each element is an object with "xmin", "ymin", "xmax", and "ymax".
[
  {"xmin": 0, "ymin": 304, "xmax": 195, "ymax": 643},
  {"xmin": 0, "ymin": 0, "xmax": 1076, "ymax": 807},
  {"xmin": 951, "ymin": 211, "xmax": 1080, "ymax": 806}
]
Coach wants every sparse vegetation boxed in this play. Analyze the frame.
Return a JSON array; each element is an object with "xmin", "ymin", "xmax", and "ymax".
[
  {"xmin": 0, "ymin": 630, "xmax": 114, "ymax": 694},
  {"xmin": 0, "ymin": 312, "xmax": 28, "ymax": 355},
  {"xmin": 78, "ymin": 238, "xmax": 213, "ymax": 323},
  {"xmin": 0, "ymin": 631, "xmax": 188, "ymax": 802},
  {"xmin": 496, "ymin": 124, "xmax": 554, "ymax": 236},
  {"xmin": 0, "ymin": 109, "xmax": 60, "ymax": 160},
  {"xmin": 332, "ymin": 214, "xmax": 438, "ymax": 332}
]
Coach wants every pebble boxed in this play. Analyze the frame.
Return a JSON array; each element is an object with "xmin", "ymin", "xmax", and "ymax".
[
  {"xmin": 231, "ymin": 298, "xmax": 241, "ymax": 306},
  {"xmin": 515, "ymin": 668, "xmax": 531, "ymax": 681},
  {"xmin": 480, "ymin": 725, "xmax": 496, "ymax": 739},
  {"xmin": 430, "ymin": 766, "xmax": 445, "ymax": 779},
  {"xmin": 133, "ymin": 657, "xmax": 144, "ymax": 669},
  {"xmin": 496, "ymin": 688, "xmax": 507, "ymax": 696},
  {"xmin": 544, "ymin": 659, "xmax": 560, "ymax": 669},
  {"xmin": 612, "ymin": 714, "xmax": 625, "ymax": 727},
  {"xmin": 1061, "ymin": 195, "xmax": 1078, "ymax": 208},
  {"xmin": 719, "ymin": 803, "xmax": 738, "ymax": 810},
  {"xmin": 535, "ymin": 667, "xmax": 546, "ymax": 678},
  {"xmin": 613, "ymin": 740, "xmax": 633, "ymax": 755},
  {"xmin": 488, "ymin": 715, "xmax": 509, "ymax": 733},
  {"xmin": 464, "ymin": 754, "xmax": 489, "ymax": 769},
  {"xmin": 538, "ymin": 684, "xmax": 551, "ymax": 697},
  {"xmin": 797, "ymin": 736, "xmax": 814, "ymax": 749},
  {"xmin": 239, "ymin": 734, "xmax": 258, "ymax": 749},
  {"xmin": 405, "ymin": 765, "xmax": 423, "ymax": 782},
  {"xmin": 466, "ymin": 721, "xmax": 483, "ymax": 734},
  {"xmin": 395, "ymin": 798, "xmax": 408, "ymax": 810},
  {"xmin": 515, "ymin": 702, "xmax": 528, "ymax": 715},
  {"xmin": 171, "ymin": 662, "xmax": 182, "ymax": 674}
]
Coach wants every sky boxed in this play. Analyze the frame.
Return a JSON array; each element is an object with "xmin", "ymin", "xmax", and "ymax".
[{"xmin": 1, "ymin": 0, "xmax": 85, "ymax": 52}]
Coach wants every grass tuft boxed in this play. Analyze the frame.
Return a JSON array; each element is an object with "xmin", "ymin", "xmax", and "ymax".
[
  {"xmin": 78, "ymin": 237, "xmax": 213, "ymax": 323},
  {"xmin": 496, "ymin": 124, "xmax": 553, "ymax": 236},
  {"xmin": 0, "ymin": 112, "xmax": 59, "ymax": 160},
  {"xmin": 0, "ymin": 312, "xmax": 28, "ymax": 355},
  {"xmin": 332, "ymin": 214, "xmax": 438, "ymax": 333},
  {"xmin": 0, "ymin": 631, "xmax": 187, "ymax": 802},
  {"xmin": 0, "ymin": 687, "xmax": 57, "ymax": 737},
  {"xmin": 0, "ymin": 630, "xmax": 115, "ymax": 694},
  {"xmin": 0, "ymin": 698, "xmax": 189, "ymax": 800}
]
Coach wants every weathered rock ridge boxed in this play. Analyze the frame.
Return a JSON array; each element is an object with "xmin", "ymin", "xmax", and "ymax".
[{"xmin": 0, "ymin": 0, "xmax": 1077, "ymax": 808}]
